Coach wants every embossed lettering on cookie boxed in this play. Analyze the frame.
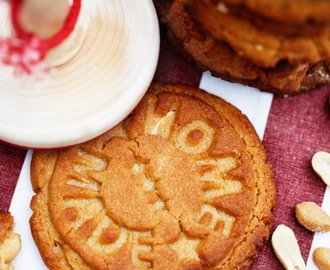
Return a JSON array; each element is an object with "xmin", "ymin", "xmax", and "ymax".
[{"xmin": 30, "ymin": 83, "xmax": 276, "ymax": 269}]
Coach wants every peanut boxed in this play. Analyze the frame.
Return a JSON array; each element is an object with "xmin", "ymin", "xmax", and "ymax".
[
  {"xmin": 0, "ymin": 232, "xmax": 21, "ymax": 263},
  {"xmin": 313, "ymin": 247, "xmax": 330, "ymax": 270},
  {"xmin": 295, "ymin": 202, "xmax": 330, "ymax": 233},
  {"xmin": 271, "ymin": 224, "xmax": 305, "ymax": 270},
  {"xmin": 312, "ymin": 151, "xmax": 330, "ymax": 186}
]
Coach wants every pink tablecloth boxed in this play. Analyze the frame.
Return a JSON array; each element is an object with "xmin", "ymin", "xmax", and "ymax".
[{"xmin": 0, "ymin": 23, "xmax": 330, "ymax": 270}]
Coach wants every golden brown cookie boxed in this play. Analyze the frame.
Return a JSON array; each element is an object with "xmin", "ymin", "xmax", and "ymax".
[
  {"xmin": 186, "ymin": 0, "xmax": 330, "ymax": 68},
  {"xmin": 161, "ymin": 0, "xmax": 330, "ymax": 95},
  {"xmin": 30, "ymin": 83, "xmax": 276, "ymax": 269},
  {"xmin": 221, "ymin": 0, "xmax": 330, "ymax": 25},
  {"xmin": 215, "ymin": 0, "xmax": 330, "ymax": 37}
]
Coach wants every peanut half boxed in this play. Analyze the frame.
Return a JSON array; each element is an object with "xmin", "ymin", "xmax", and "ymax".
[
  {"xmin": 313, "ymin": 247, "xmax": 330, "ymax": 270},
  {"xmin": 272, "ymin": 224, "xmax": 305, "ymax": 270},
  {"xmin": 312, "ymin": 151, "xmax": 330, "ymax": 186},
  {"xmin": 295, "ymin": 202, "xmax": 330, "ymax": 233},
  {"xmin": 0, "ymin": 232, "xmax": 21, "ymax": 268}
]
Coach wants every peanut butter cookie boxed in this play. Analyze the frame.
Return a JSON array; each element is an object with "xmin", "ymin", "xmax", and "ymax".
[
  {"xmin": 30, "ymin": 83, "xmax": 276, "ymax": 269},
  {"xmin": 157, "ymin": 0, "xmax": 330, "ymax": 95}
]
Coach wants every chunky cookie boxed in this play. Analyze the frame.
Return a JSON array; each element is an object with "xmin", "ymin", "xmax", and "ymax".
[
  {"xmin": 221, "ymin": 0, "xmax": 330, "ymax": 25},
  {"xmin": 30, "ymin": 83, "xmax": 276, "ymax": 269},
  {"xmin": 186, "ymin": 0, "xmax": 330, "ymax": 68},
  {"xmin": 157, "ymin": 0, "xmax": 330, "ymax": 95}
]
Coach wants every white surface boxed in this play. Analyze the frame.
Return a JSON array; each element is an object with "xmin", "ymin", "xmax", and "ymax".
[{"xmin": 0, "ymin": 0, "xmax": 159, "ymax": 148}]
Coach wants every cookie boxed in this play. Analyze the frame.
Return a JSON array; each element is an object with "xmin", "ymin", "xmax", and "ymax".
[
  {"xmin": 186, "ymin": 0, "xmax": 330, "ymax": 68},
  {"xmin": 0, "ymin": 213, "xmax": 14, "ymax": 242},
  {"xmin": 217, "ymin": 0, "xmax": 330, "ymax": 37},
  {"xmin": 221, "ymin": 0, "xmax": 330, "ymax": 25},
  {"xmin": 30, "ymin": 83, "xmax": 276, "ymax": 269},
  {"xmin": 160, "ymin": 0, "xmax": 330, "ymax": 95}
]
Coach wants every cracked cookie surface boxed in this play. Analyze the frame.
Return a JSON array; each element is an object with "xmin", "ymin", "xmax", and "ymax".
[{"xmin": 30, "ymin": 83, "xmax": 276, "ymax": 269}]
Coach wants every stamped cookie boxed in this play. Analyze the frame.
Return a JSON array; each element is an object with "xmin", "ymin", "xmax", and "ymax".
[{"xmin": 30, "ymin": 83, "xmax": 276, "ymax": 269}]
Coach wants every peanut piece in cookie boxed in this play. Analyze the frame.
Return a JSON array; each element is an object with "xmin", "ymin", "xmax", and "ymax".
[{"xmin": 0, "ymin": 213, "xmax": 21, "ymax": 270}]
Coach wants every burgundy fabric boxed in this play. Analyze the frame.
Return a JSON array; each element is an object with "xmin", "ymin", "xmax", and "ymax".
[
  {"xmin": 153, "ymin": 24, "xmax": 202, "ymax": 86},
  {"xmin": 0, "ymin": 18, "xmax": 329, "ymax": 269},
  {"xmin": 254, "ymin": 86, "xmax": 330, "ymax": 269},
  {"xmin": 0, "ymin": 144, "xmax": 26, "ymax": 212}
]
